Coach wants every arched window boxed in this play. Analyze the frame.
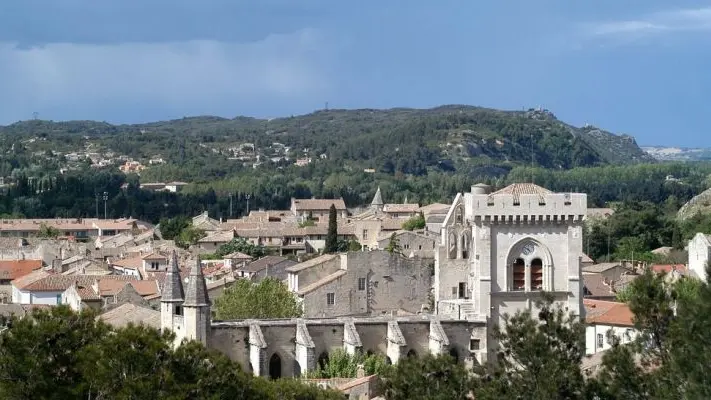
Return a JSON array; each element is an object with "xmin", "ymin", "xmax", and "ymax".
[
  {"xmin": 461, "ymin": 233, "xmax": 470, "ymax": 259},
  {"xmin": 455, "ymin": 206, "xmax": 463, "ymax": 224},
  {"xmin": 448, "ymin": 232, "xmax": 457, "ymax": 259},
  {"xmin": 293, "ymin": 360, "xmax": 302, "ymax": 378},
  {"xmin": 512, "ymin": 258, "xmax": 525, "ymax": 291},
  {"xmin": 269, "ymin": 353, "xmax": 282, "ymax": 379},
  {"xmin": 531, "ymin": 258, "xmax": 543, "ymax": 291},
  {"xmin": 406, "ymin": 349, "xmax": 417, "ymax": 358}
]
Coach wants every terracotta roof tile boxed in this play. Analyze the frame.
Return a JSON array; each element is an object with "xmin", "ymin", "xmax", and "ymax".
[
  {"xmin": 489, "ymin": 183, "xmax": 553, "ymax": 203},
  {"xmin": 0, "ymin": 260, "xmax": 43, "ymax": 280},
  {"xmin": 584, "ymin": 299, "xmax": 634, "ymax": 327}
]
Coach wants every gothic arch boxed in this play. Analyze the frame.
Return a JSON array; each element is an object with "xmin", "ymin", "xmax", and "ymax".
[
  {"xmin": 293, "ymin": 360, "xmax": 302, "ymax": 378},
  {"xmin": 406, "ymin": 349, "xmax": 417, "ymax": 358},
  {"xmin": 448, "ymin": 347, "xmax": 459, "ymax": 362},
  {"xmin": 448, "ymin": 231, "xmax": 457, "ymax": 259},
  {"xmin": 317, "ymin": 351, "xmax": 329, "ymax": 369},
  {"xmin": 454, "ymin": 206, "xmax": 464, "ymax": 224},
  {"xmin": 460, "ymin": 231, "xmax": 471, "ymax": 259},
  {"xmin": 505, "ymin": 238, "xmax": 554, "ymax": 292}
]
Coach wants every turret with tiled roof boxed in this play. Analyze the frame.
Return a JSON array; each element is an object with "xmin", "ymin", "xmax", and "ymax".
[
  {"xmin": 370, "ymin": 186, "xmax": 384, "ymax": 213},
  {"xmin": 183, "ymin": 257, "xmax": 210, "ymax": 307},
  {"xmin": 161, "ymin": 250, "xmax": 184, "ymax": 303}
]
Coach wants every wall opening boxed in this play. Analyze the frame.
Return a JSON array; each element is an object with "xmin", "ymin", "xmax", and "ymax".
[
  {"xmin": 293, "ymin": 360, "xmax": 302, "ymax": 378},
  {"xmin": 448, "ymin": 347, "xmax": 459, "ymax": 362},
  {"xmin": 406, "ymin": 349, "xmax": 417, "ymax": 358},
  {"xmin": 531, "ymin": 258, "xmax": 543, "ymax": 290},
  {"xmin": 268, "ymin": 353, "xmax": 282, "ymax": 379},
  {"xmin": 317, "ymin": 352, "xmax": 330, "ymax": 369},
  {"xmin": 512, "ymin": 258, "xmax": 525, "ymax": 291}
]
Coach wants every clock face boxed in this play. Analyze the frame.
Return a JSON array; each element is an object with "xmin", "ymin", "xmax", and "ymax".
[{"xmin": 522, "ymin": 244, "xmax": 535, "ymax": 255}]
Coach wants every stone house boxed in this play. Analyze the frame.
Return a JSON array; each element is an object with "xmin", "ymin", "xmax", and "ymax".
[
  {"xmin": 376, "ymin": 230, "xmax": 437, "ymax": 258},
  {"xmin": 290, "ymin": 198, "xmax": 348, "ymax": 221},
  {"xmin": 236, "ymin": 256, "xmax": 297, "ymax": 282},
  {"xmin": 582, "ymin": 262, "xmax": 635, "ymax": 283},
  {"xmin": 197, "ymin": 231, "xmax": 235, "ymax": 253},
  {"xmin": 12, "ymin": 272, "xmax": 136, "ymax": 305},
  {"xmin": 286, "ymin": 251, "xmax": 433, "ymax": 318}
]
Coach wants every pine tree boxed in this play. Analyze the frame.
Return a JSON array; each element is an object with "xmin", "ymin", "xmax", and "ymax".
[{"xmin": 325, "ymin": 204, "xmax": 338, "ymax": 253}]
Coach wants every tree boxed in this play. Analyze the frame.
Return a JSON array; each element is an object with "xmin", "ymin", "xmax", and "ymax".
[
  {"xmin": 0, "ymin": 305, "xmax": 343, "ymax": 400},
  {"xmin": 402, "ymin": 212, "xmax": 426, "ymax": 231},
  {"xmin": 308, "ymin": 349, "xmax": 389, "ymax": 379},
  {"xmin": 214, "ymin": 237, "xmax": 266, "ymax": 258},
  {"xmin": 159, "ymin": 216, "xmax": 190, "ymax": 240},
  {"xmin": 214, "ymin": 278, "xmax": 303, "ymax": 319},
  {"xmin": 325, "ymin": 204, "xmax": 338, "ymax": 253},
  {"xmin": 381, "ymin": 354, "xmax": 471, "ymax": 400},
  {"xmin": 37, "ymin": 223, "xmax": 60, "ymax": 238},
  {"xmin": 175, "ymin": 225, "xmax": 206, "ymax": 249},
  {"xmin": 474, "ymin": 295, "xmax": 588, "ymax": 399},
  {"xmin": 385, "ymin": 233, "xmax": 402, "ymax": 254}
]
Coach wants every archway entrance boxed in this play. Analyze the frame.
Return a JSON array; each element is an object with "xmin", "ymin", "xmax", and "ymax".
[
  {"xmin": 317, "ymin": 352, "xmax": 329, "ymax": 369},
  {"xmin": 448, "ymin": 347, "xmax": 459, "ymax": 362},
  {"xmin": 406, "ymin": 349, "xmax": 417, "ymax": 358},
  {"xmin": 269, "ymin": 353, "xmax": 282, "ymax": 379}
]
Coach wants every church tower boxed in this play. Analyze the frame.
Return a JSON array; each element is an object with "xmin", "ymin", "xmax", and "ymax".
[
  {"xmin": 161, "ymin": 250, "xmax": 185, "ymax": 336},
  {"xmin": 182, "ymin": 257, "xmax": 211, "ymax": 345},
  {"xmin": 370, "ymin": 186, "xmax": 384, "ymax": 213}
]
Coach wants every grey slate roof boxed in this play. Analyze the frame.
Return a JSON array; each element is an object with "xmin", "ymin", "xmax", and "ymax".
[
  {"xmin": 161, "ymin": 250, "xmax": 184, "ymax": 303},
  {"xmin": 183, "ymin": 257, "xmax": 211, "ymax": 307},
  {"xmin": 371, "ymin": 186, "xmax": 384, "ymax": 207}
]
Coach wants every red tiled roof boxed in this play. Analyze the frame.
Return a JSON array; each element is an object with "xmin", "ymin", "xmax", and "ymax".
[
  {"xmin": 584, "ymin": 299, "xmax": 634, "ymax": 327},
  {"xmin": 489, "ymin": 183, "xmax": 553, "ymax": 203},
  {"xmin": 650, "ymin": 264, "xmax": 687, "ymax": 274},
  {"xmin": 128, "ymin": 280, "xmax": 159, "ymax": 297},
  {"xmin": 0, "ymin": 260, "xmax": 43, "ymax": 280},
  {"xmin": 17, "ymin": 274, "xmax": 135, "ymax": 292}
]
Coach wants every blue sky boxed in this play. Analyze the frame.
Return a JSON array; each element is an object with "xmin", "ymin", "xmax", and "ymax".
[{"xmin": 1, "ymin": 1, "xmax": 710, "ymax": 146}]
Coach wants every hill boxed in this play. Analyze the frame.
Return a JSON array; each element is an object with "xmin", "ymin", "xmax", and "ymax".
[
  {"xmin": 0, "ymin": 105, "xmax": 654, "ymax": 182},
  {"xmin": 642, "ymin": 146, "xmax": 711, "ymax": 162}
]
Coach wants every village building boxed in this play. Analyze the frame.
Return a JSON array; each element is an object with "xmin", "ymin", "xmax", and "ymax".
[
  {"xmin": 286, "ymin": 251, "xmax": 432, "ymax": 318},
  {"xmin": 375, "ymin": 230, "xmax": 437, "ymax": 258},
  {"xmin": 290, "ymin": 197, "xmax": 348, "ymax": 221},
  {"xmin": 584, "ymin": 299, "xmax": 637, "ymax": 355},
  {"xmin": 0, "ymin": 217, "xmax": 151, "ymax": 240}
]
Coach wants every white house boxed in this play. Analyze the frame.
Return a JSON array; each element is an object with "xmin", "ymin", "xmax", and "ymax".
[
  {"xmin": 584, "ymin": 299, "xmax": 638, "ymax": 355},
  {"xmin": 688, "ymin": 233, "xmax": 711, "ymax": 281}
]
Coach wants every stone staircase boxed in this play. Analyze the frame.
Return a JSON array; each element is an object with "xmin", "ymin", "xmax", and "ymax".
[{"xmin": 458, "ymin": 302, "xmax": 478, "ymax": 320}]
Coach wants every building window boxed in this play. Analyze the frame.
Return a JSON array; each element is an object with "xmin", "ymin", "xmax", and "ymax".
[
  {"xmin": 512, "ymin": 258, "xmax": 525, "ymax": 291},
  {"xmin": 56, "ymin": 294, "xmax": 62, "ymax": 304},
  {"xmin": 625, "ymin": 329, "xmax": 633, "ymax": 342},
  {"xmin": 362, "ymin": 230, "xmax": 368, "ymax": 240},
  {"xmin": 358, "ymin": 278, "xmax": 366, "ymax": 291},
  {"xmin": 469, "ymin": 339, "xmax": 480, "ymax": 351},
  {"xmin": 175, "ymin": 305, "xmax": 182, "ymax": 316},
  {"xmin": 403, "ymin": 244, "xmax": 410, "ymax": 250},
  {"xmin": 597, "ymin": 333, "xmax": 604, "ymax": 348},
  {"xmin": 326, "ymin": 293, "xmax": 335, "ymax": 306},
  {"xmin": 531, "ymin": 258, "xmax": 543, "ymax": 291},
  {"xmin": 151, "ymin": 261, "xmax": 160, "ymax": 269}
]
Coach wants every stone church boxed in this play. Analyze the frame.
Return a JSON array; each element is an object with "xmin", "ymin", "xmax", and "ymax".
[
  {"xmin": 161, "ymin": 182, "xmax": 586, "ymax": 377},
  {"xmin": 435, "ymin": 183, "xmax": 587, "ymax": 357}
]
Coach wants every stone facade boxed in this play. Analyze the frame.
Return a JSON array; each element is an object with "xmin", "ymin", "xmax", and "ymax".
[
  {"xmin": 287, "ymin": 251, "xmax": 432, "ymax": 318},
  {"xmin": 435, "ymin": 183, "xmax": 586, "ymax": 357},
  {"xmin": 376, "ymin": 231, "xmax": 437, "ymax": 259}
]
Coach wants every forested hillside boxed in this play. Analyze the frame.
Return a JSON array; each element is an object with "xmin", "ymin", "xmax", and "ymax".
[{"xmin": 0, "ymin": 105, "xmax": 653, "ymax": 183}]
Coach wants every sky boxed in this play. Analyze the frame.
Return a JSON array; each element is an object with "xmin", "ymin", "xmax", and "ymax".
[{"xmin": 1, "ymin": 1, "xmax": 710, "ymax": 147}]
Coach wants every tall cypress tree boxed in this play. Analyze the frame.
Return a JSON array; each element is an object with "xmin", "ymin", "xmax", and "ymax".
[{"xmin": 325, "ymin": 204, "xmax": 338, "ymax": 253}]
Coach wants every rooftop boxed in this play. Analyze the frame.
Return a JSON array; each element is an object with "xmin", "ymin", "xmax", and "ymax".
[
  {"xmin": 0, "ymin": 259, "xmax": 43, "ymax": 281},
  {"xmin": 99, "ymin": 303, "xmax": 161, "ymax": 330},
  {"xmin": 291, "ymin": 198, "xmax": 347, "ymax": 211},
  {"xmin": 488, "ymin": 183, "xmax": 553, "ymax": 203},
  {"xmin": 584, "ymin": 299, "xmax": 634, "ymax": 327}
]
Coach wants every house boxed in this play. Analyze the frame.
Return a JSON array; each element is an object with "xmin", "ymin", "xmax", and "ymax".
[
  {"xmin": 582, "ymin": 262, "xmax": 636, "ymax": 283},
  {"xmin": 584, "ymin": 299, "xmax": 638, "ymax": 355},
  {"xmin": 582, "ymin": 274, "xmax": 618, "ymax": 301},
  {"xmin": 376, "ymin": 230, "xmax": 437, "ymax": 259},
  {"xmin": 236, "ymin": 256, "xmax": 297, "ymax": 281},
  {"xmin": 11, "ymin": 272, "xmax": 136, "ymax": 305},
  {"xmin": 197, "ymin": 231, "xmax": 235, "ymax": 253},
  {"xmin": 286, "ymin": 251, "xmax": 432, "ymax": 318},
  {"xmin": 141, "ymin": 252, "xmax": 169, "ymax": 273},
  {"xmin": 688, "ymin": 232, "xmax": 711, "ymax": 281},
  {"xmin": 581, "ymin": 253, "xmax": 595, "ymax": 268},
  {"xmin": 192, "ymin": 211, "xmax": 221, "ymax": 232},
  {"xmin": 0, "ymin": 217, "xmax": 150, "ymax": 240},
  {"xmin": 0, "ymin": 260, "xmax": 43, "ymax": 303},
  {"xmin": 290, "ymin": 197, "xmax": 348, "ymax": 221}
]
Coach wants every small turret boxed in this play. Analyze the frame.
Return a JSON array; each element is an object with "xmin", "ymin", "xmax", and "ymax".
[
  {"xmin": 182, "ymin": 257, "xmax": 211, "ymax": 344},
  {"xmin": 371, "ymin": 186, "xmax": 384, "ymax": 211},
  {"xmin": 160, "ymin": 250, "xmax": 185, "ymax": 336}
]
